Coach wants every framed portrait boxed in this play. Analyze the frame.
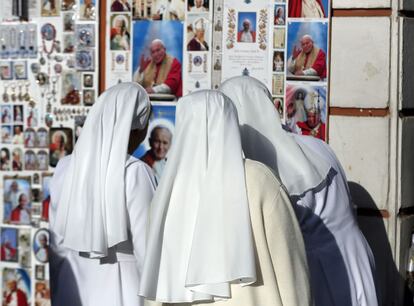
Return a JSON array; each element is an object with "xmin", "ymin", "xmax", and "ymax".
[
  {"xmin": 133, "ymin": 103, "xmax": 176, "ymax": 182},
  {"xmin": 18, "ymin": 228, "xmax": 31, "ymax": 268},
  {"xmin": 37, "ymin": 151, "xmax": 49, "ymax": 171},
  {"xmin": 83, "ymin": 73, "xmax": 94, "ymax": 87},
  {"xmin": 62, "ymin": 0, "xmax": 75, "ymax": 10},
  {"xmin": 0, "ymin": 61, "xmax": 13, "ymax": 80},
  {"xmin": 237, "ymin": 12, "xmax": 256, "ymax": 43},
  {"xmin": 274, "ymin": 4, "xmax": 286, "ymax": 25},
  {"xmin": 3, "ymin": 175, "xmax": 31, "ymax": 225},
  {"xmin": 2, "ymin": 268, "xmax": 31, "ymax": 305},
  {"xmin": 36, "ymin": 128, "xmax": 49, "ymax": 148},
  {"xmin": 61, "ymin": 70, "xmax": 81, "ymax": 105},
  {"xmin": 13, "ymin": 61, "xmax": 28, "ymax": 80},
  {"xmin": 78, "ymin": 0, "xmax": 96, "ymax": 20},
  {"xmin": 12, "ymin": 148, "xmax": 23, "ymax": 171},
  {"xmin": 1, "ymin": 125, "xmax": 12, "ymax": 144},
  {"xmin": 132, "ymin": 20, "xmax": 183, "ymax": 100},
  {"xmin": 272, "ymin": 74, "xmax": 284, "ymax": 96},
  {"xmin": 285, "ymin": 83, "xmax": 327, "ymax": 141},
  {"xmin": 24, "ymin": 128, "xmax": 36, "ymax": 148},
  {"xmin": 49, "ymin": 128, "xmax": 73, "ymax": 167},
  {"xmin": 0, "ymin": 148, "xmax": 11, "ymax": 171},
  {"xmin": 286, "ymin": 21, "xmax": 328, "ymax": 82},
  {"xmin": 1, "ymin": 105, "xmax": 12, "ymax": 124},
  {"xmin": 110, "ymin": 14, "xmax": 131, "ymax": 51},
  {"xmin": 0, "ymin": 227, "xmax": 18, "ymax": 262},
  {"xmin": 24, "ymin": 150, "xmax": 36, "ymax": 171},
  {"xmin": 83, "ymin": 89, "xmax": 95, "ymax": 106},
  {"xmin": 33, "ymin": 228, "xmax": 49, "ymax": 263},
  {"xmin": 35, "ymin": 265, "xmax": 45, "ymax": 280}
]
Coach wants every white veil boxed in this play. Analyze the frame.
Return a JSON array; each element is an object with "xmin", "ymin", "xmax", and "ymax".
[
  {"xmin": 220, "ymin": 76, "xmax": 330, "ymax": 196},
  {"xmin": 139, "ymin": 90, "xmax": 256, "ymax": 302},
  {"xmin": 52, "ymin": 82, "xmax": 151, "ymax": 258}
]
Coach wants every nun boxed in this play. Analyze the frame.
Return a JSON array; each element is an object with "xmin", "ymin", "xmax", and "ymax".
[
  {"xmin": 139, "ymin": 90, "xmax": 311, "ymax": 306},
  {"xmin": 49, "ymin": 83, "xmax": 156, "ymax": 306},
  {"xmin": 220, "ymin": 76, "xmax": 378, "ymax": 306}
]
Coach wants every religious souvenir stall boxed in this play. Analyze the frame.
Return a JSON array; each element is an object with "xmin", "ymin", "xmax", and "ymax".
[
  {"xmin": 0, "ymin": 0, "xmax": 331, "ymax": 304},
  {"xmin": 0, "ymin": 0, "xmax": 99, "ymax": 304}
]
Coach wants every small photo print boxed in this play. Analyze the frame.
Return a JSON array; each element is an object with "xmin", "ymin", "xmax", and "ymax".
[
  {"xmin": 188, "ymin": 0, "xmax": 209, "ymax": 12},
  {"xmin": 2, "ymin": 268, "xmax": 31, "ymax": 305},
  {"xmin": 12, "ymin": 148, "xmax": 23, "ymax": 171},
  {"xmin": 63, "ymin": 34, "xmax": 76, "ymax": 53},
  {"xmin": 24, "ymin": 128, "xmax": 36, "ymax": 148},
  {"xmin": 78, "ymin": 0, "xmax": 96, "ymax": 20},
  {"xmin": 37, "ymin": 151, "xmax": 49, "ymax": 171},
  {"xmin": 83, "ymin": 74, "xmax": 94, "ymax": 87},
  {"xmin": 76, "ymin": 24, "xmax": 95, "ymax": 48},
  {"xmin": 35, "ymin": 265, "xmax": 45, "ymax": 280},
  {"xmin": 33, "ymin": 228, "xmax": 49, "ymax": 263},
  {"xmin": 36, "ymin": 128, "xmax": 49, "ymax": 148},
  {"xmin": 35, "ymin": 280, "xmax": 51, "ymax": 305},
  {"xmin": 1, "ymin": 105, "xmax": 12, "ymax": 123},
  {"xmin": 18, "ymin": 228, "xmax": 31, "ymax": 268},
  {"xmin": 3, "ymin": 175, "xmax": 31, "ymax": 225},
  {"xmin": 63, "ymin": 12, "xmax": 75, "ymax": 32},
  {"xmin": 274, "ymin": 4, "xmax": 286, "ymax": 25},
  {"xmin": 49, "ymin": 128, "xmax": 73, "ymax": 167},
  {"xmin": 12, "ymin": 125, "xmax": 24, "ymax": 145},
  {"xmin": 2, "ymin": 126, "xmax": 12, "ymax": 144},
  {"xmin": 237, "ymin": 12, "xmax": 257, "ymax": 43},
  {"xmin": 0, "ymin": 61, "xmax": 13, "ymax": 80},
  {"xmin": 0, "ymin": 148, "xmax": 11, "ymax": 171},
  {"xmin": 273, "ymin": 27, "xmax": 285, "ymax": 49},
  {"xmin": 41, "ymin": 0, "xmax": 61, "ymax": 16},
  {"xmin": 24, "ymin": 150, "xmax": 37, "ymax": 171},
  {"xmin": 273, "ymin": 51, "xmax": 284, "ymax": 72},
  {"xmin": 273, "ymin": 97, "xmax": 284, "ymax": 119},
  {"xmin": 13, "ymin": 61, "xmax": 28, "ymax": 80},
  {"xmin": 83, "ymin": 89, "xmax": 95, "ymax": 106},
  {"xmin": 1, "ymin": 227, "xmax": 18, "ymax": 262},
  {"xmin": 272, "ymin": 74, "xmax": 284, "ymax": 95},
  {"xmin": 13, "ymin": 105, "xmax": 23, "ymax": 123}
]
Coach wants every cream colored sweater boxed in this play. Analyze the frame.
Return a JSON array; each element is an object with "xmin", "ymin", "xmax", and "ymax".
[{"xmin": 145, "ymin": 159, "xmax": 312, "ymax": 306}]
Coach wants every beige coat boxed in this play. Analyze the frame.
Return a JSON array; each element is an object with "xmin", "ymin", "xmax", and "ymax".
[{"xmin": 145, "ymin": 159, "xmax": 312, "ymax": 306}]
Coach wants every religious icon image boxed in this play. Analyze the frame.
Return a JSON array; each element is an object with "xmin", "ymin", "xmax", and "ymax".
[
  {"xmin": 285, "ymin": 83, "xmax": 327, "ymax": 141},
  {"xmin": 26, "ymin": 108, "xmax": 39, "ymax": 128},
  {"xmin": 187, "ymin": 17, "xmax": 209, "ymax": 52},
  {"xmin": 1, "ymin": 227, "xmax": 18, "ymax": 262},
  {"xmin": 133, "ymin": 103, "xmax": 176, "ymax": 183},
  {"xmin": 18, "ymin": 229, "xmax": 31, "ymax": 268},
  {"xmin": 12, "ymin": 148, "xmax": 23, "ymax": 171},
  {"xmin": 132, "ymin": 20, "xmax": 183, "ymax": 99},
  {"xmin": 13, "ymin": 125, "xmax": 24, "ymax": 145},
  {"xmin": 0, "ymin": 61, "xmax": 13, "ymax": 80},
  {"xmin": 288, "ymin": 0, "xmax": 329, "ymax": 18},
  {"xmin": 273, "ymin": 51, "xmax": 285, "ymax": 72},
  {"xmin": 24, "ymin": 128, "xmax": 36, "ymax": 148},
  {"xmin": 24, "ymin": 150, "xmax": 37, "ymax": 171},
  {"xmin": 1, "ymin": 148, "xmax": 11, "ymax": 171},
  {"xmin": 286, "ymin": 21, "xmax": 328, "ymax": 81},
  {"xmin": 76, "ymin": 24, "xmax": 95, "ymax": 48},
  {"xmin": 272, "ymin": 74, "xmax": 284, "ymax": 95},
  {"xmin": 35, "ymin": 281, "xmax": 51, "ymax": 306},
  {"xmin": 273, "ymin": 97, "xmax": 284, "ymax": 118},
  {"xmin": 41, "ymin": 174, "xmax": 52, "ymax": 222},
  {"xmin": 62, "ymin": 0, "xmax": 75, "ymax": 11},
  {"xmin": 111, "ymin": 0, "xmax": 132, "ymax": 11},
  {"xmin": 36, "ymin": 128, "xmax": 49, "ymax": 148},
  {"xmin": 2, "ymin": 126, "xmax": 12, "ymax": 144},
  {"xmin": 75, "ymin": 49, "xmax": 95, "ymax": 71},
  {"xmin": 13, "ymin": 61, "xmax": 28, "ymax": 80},
  {"xmin": 2, "ymin": 105, "xmax": 12, "ymax": 123},
  {"xmin": 151, "ymin": 0, "xmax": 185, "ymax": 20},
  {"xmin": 2, "ymin": 268, "xmax": 31, "ymax": 306},
  {"xmin": 78, "ymin": 0, "xmax": 96, "ymax": 20},
  {"xmin": 41, "ymin": 0, "xmax": 61, "ymax": 16},
  {"xmin": 37, "ymin": 151, "xmax": 49, "ymax": 171},
  {"xmin": 33, "ymin": 229, "xmax": 49, "ymax": 263},
  {"xmin": 274, "ymin": 5, "xmax": 285, "ymax": 25},
  {"xmin": 110, "ymin": 14, "xmax": 131, "ymax": 50},
  {"xmin": 49, "ymin": 128, "xmax": 74, "ymax": 167},
  {"xmin": 83, "ymin": 89, "xmax": 95, "ymax": 106},
  {"xmin": 63, "ymin": 34, "xmax": 76, "ymax": 53},
  {"xmin": 188, "ymin": 0, "xmax": 208, "ymax": 12},
  {"xmin": 237, "ymin": 12, "xmax": 256, "ymax": 43},
  {"xmin": 3, "ymin": 176, "xmax": 31, "ymax": 225},
  {"xmin": 35, "ymin": 265, "xmax": 45, "ymax": 281},
  {"xmin": 13, "ymin": 105, "xmax": 23, "ymax": 123}
]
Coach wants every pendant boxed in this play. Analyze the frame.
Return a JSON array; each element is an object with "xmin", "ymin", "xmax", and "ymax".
[
  {"xmin": 10, "ymin": 84, "xmax": 16, "ymax": 102},
  {"xmin": 31, "ymin": 63, "xmax": 41, "ymax": 74},
  {"xmin": 45, "ymin": 113, "xmax": 53, "ymax": 127},
  {"xmin": 2, "ymin": 85, "xmax": 9, "ymax": 102},
  {"xmin": 39, "ymin": 56, "xmax": 46, "ymax": 65},
  {"xmin": 17, "ymin": 83, "xmax": 23, "ymax": 101},
  {"xmin": 24, "ymin": 82, "xmax": 31, "ymax": 101}
]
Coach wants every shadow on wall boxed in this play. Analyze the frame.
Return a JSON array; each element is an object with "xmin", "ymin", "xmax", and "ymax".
[{"xmin": 348, "ymin": 182, "xmax": 408, "ymax": 306}]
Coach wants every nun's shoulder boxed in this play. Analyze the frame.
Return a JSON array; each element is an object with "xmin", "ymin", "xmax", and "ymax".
[{"xmin": 244, "ymin": 159, "xmax": 283, "ymax": 188}]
